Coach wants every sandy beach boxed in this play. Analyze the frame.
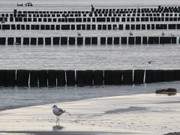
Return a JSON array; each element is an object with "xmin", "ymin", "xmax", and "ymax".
[{"xmin": 0, "ymin": 92, "xmax": 180, "ymax": 135}]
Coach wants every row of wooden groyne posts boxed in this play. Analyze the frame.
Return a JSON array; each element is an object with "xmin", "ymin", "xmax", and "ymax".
[
  {"xmin": 0, "ymin": 36, "xmax": 177, "ymax": 46},
  {"xmin": 0, "ymin": 70, "xmax": 180, "ymax": 87}
]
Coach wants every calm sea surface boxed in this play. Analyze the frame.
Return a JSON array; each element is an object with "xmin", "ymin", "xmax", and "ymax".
[
  {"xmin": 0, "ymin": 45, "xmax": 180, "ymax": 110},
  {"xmin": 0, "ymin": 46, "xmax": 179, "ymax": 70}
]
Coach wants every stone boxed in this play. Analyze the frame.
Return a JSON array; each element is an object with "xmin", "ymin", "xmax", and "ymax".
[
  {"xmin": 156, "ymin": 88, "xmax": 177, "ymax": 96},
  {"xmin": 164, "ymin": 132, "xmax": 180, "ymax": 135}
]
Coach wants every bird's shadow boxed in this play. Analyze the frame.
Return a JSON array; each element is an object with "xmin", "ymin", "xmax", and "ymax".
[{"xmin": 52, "ymin": 125, "xmax": 64, "ymax": 131}]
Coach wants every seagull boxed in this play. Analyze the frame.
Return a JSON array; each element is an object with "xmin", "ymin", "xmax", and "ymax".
[
  {"xmin": 162, "ymin": 32, "xmax": 165, "ymax": 36},
  {"xmin": 148, "ymin": 61, "xmax": 151, "ymax": 64},
  {"xmin": 52, "ymin": 105, "xmax": 65, "ymax": 125},
  {"xmin": 129, "ymin": 31, "xmax": 133, "ymax": 36},
  {"xmin": 77, "ymin": 32, "xmax": 81, "ymax": 36}
]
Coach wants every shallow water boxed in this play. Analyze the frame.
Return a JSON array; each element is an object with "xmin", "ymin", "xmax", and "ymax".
[{"xmin": 0, "ymin": 81, "xmax": 179, "ymax": 110}]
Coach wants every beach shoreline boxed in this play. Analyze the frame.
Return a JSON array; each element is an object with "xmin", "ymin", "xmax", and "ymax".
[
  {"xmin": 0, "ymin": 93, "xmax": 180, "ymax": 135},
  {"xmin": 0, "ymin": 131, "xmax": 140, "ymax": 135},
  {"xmin": 1, "ymin": 131, "xmax": 179, "ymax": 135},
  {"xmin": 0, "ymin": 81, "xmax": 180, "ymax": 112}
]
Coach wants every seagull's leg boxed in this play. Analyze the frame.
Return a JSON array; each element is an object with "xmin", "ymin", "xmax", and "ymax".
[
  {"xmin": 56, "ymin": 116, "xmax": 59, "ymax": 126},
  {"xmin": 57, "ymin": 116, "xmax": 60, "ymax": 126},
  {"xmin": 55, "ymin": 116, "xmax": 59, "ymax": 126}
]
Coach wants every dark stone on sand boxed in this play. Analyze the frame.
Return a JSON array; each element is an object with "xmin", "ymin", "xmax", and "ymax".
[
  {"xmin": 164, "ymin": 132, "xmax": 180, "ymax": 135},
  {"xmin": 156, "ymin": 88, "xmax": 177, "ymax": 96}
]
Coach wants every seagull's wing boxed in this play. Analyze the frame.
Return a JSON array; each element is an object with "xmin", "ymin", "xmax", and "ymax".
[
  {"xmin": 53, "ymin": 107, "xmax": 65, "ymax": 116},
  {"xmin": 58, "ymin": 108, "xmax": 65, "ymax": 113}
]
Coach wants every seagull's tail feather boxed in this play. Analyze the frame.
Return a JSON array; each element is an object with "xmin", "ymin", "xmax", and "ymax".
[{"xmin": 64, "ymin": 111, "xmax": 71, "ymax": 116}]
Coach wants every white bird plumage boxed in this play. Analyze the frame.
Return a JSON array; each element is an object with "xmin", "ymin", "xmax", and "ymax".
[{"xmin": 52, "ymin": 105, "xmax": 65, "ymax": 125}]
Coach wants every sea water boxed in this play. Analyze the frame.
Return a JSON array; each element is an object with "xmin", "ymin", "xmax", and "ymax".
[{"xmin": 0, "ymin": 81, "xmax": 179, "ymax": 110}]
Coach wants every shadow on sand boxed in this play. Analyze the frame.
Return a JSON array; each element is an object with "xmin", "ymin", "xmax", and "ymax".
[{"xmin": 52, "ymin": 125, "xmax": 64, "ymax": 131}]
